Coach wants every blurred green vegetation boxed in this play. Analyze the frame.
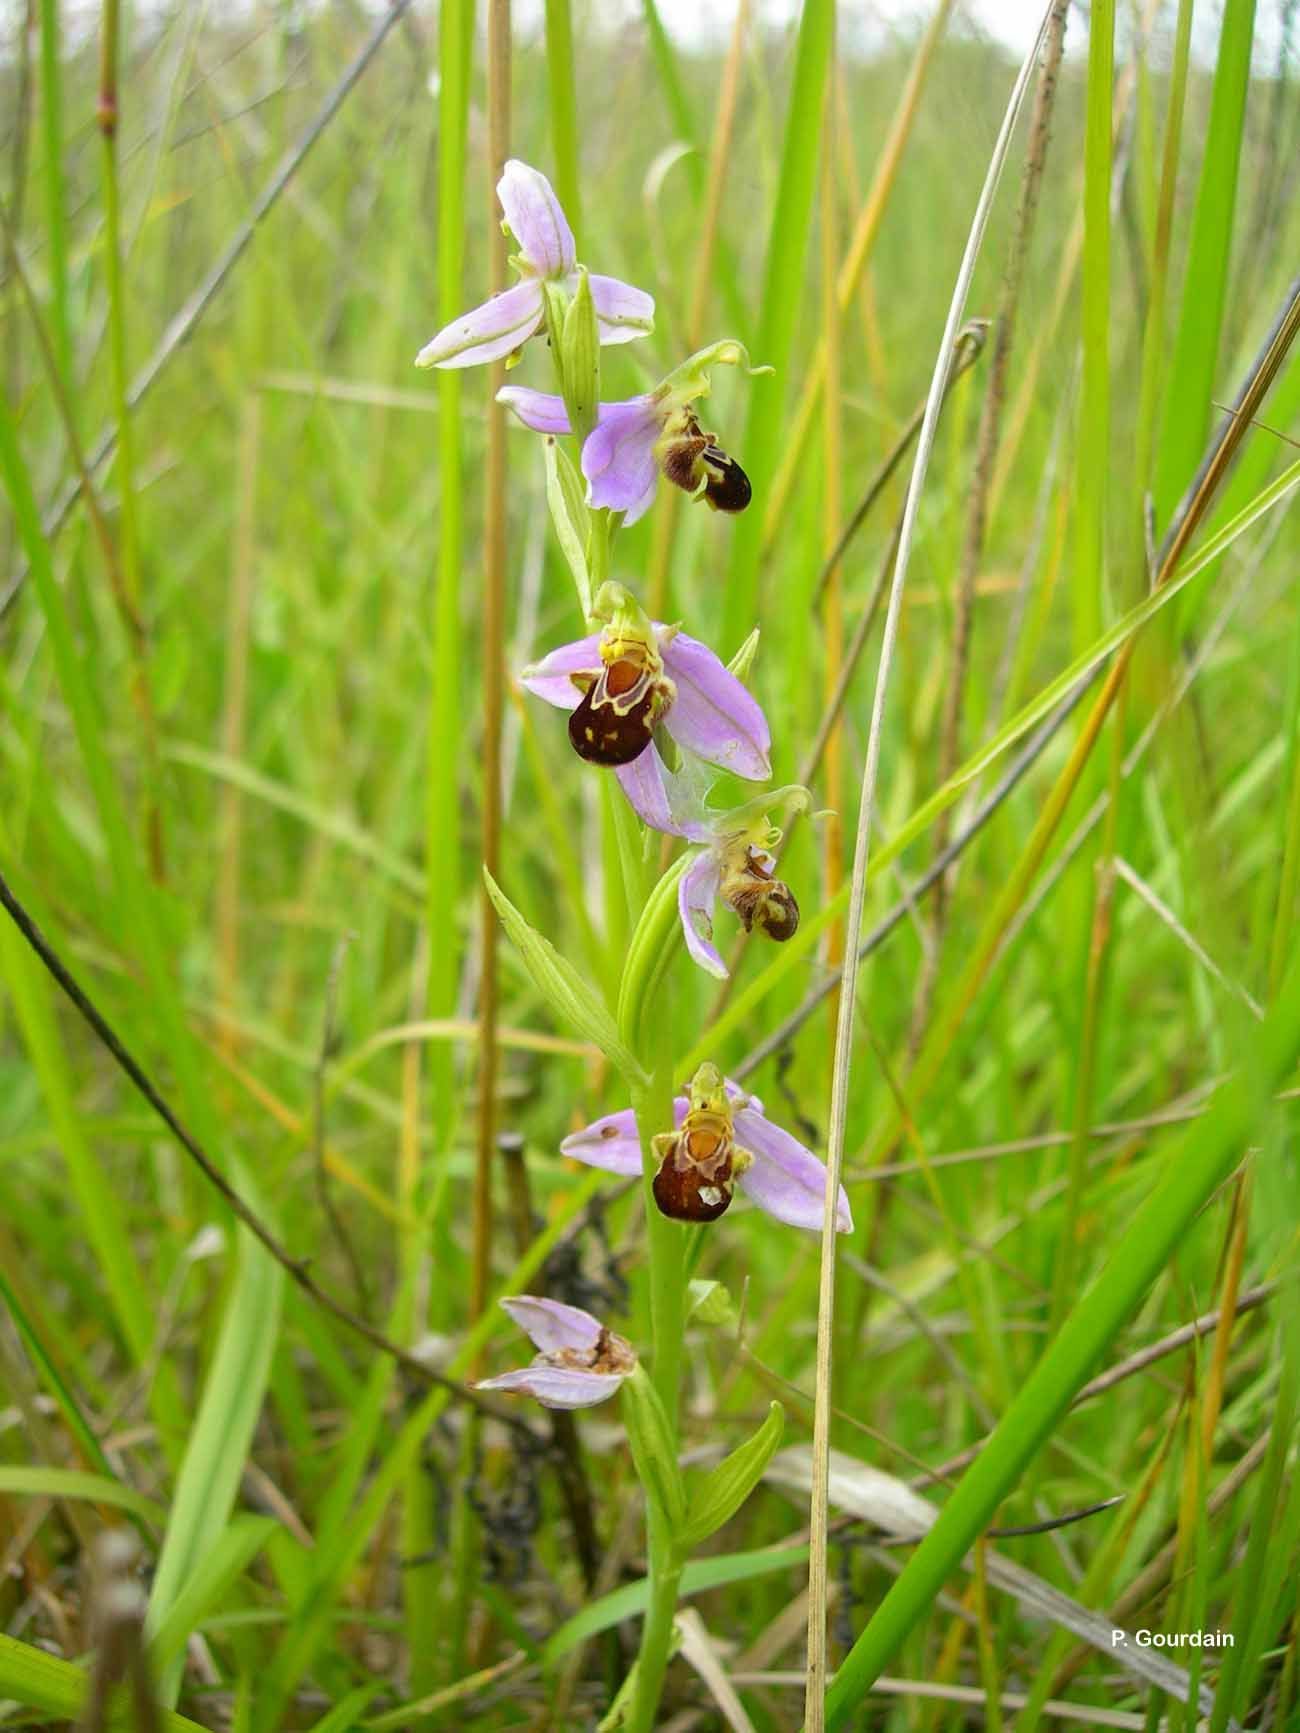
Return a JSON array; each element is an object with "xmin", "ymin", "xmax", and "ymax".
[{"xmin": 1, "ymin": 1, "xmax": 1299, "ymax": 1727}]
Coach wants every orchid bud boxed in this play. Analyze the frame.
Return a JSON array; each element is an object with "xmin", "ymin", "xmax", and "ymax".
[{"xmin": 559, "ymin": 266, "xmax": 600, "ymax": 444}]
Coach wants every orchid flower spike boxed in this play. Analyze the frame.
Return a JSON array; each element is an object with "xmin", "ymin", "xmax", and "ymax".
[
  {"xmin": 498, "ymin": 340, "xmax": 768, "ymax": 524},
  {"xmin": 474, "ymin": 1296, "xmax": 636, "ymax": 1410},
  {"xmin": 415, "ymin": 161, "xmax": 654, "ymax": 369},
  {"xmin": 562, "ymin": 1064, "xmax": 853, "ymax": 1233},
  {"xmin": 521, "ymin": 583, "xmax": 771, "ymax": 787}
]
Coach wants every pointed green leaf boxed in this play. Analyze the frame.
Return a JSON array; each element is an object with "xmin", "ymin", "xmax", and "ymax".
[
  {"xmin": 678, "ymin": 1402, "xmax": 785, "ymax": 1553},
  {"xmin": 148, "ymin": 1515, "xmax": 280, "ymax": 1669},
  {"xmin": 484, "ymin": 868, "xmax": 646, "ymax": 1085},
  {"xmin": 542, "ymin": 1540, "xmax": 810, "ymax": 1666},
  {"xmin": 0, "ymin": 1631, "xmax": 205, "ymax": 1730}
]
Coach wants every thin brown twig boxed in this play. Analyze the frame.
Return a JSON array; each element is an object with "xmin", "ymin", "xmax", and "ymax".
[
  {"xmin": 1051, "ymin": 1431, "xmax": 1271, "ymax": 1700},
  {"xmin": 811, "ymin": 322, "xmax": 987, "ymax": 610},
  {"xmin": 919, "ymin": 1279, "xmax": 1278, "ymax": 1486},
  {"xmin": 909, "ymin": 0, "xmax": 1068, "ymax": 1059},
  {"xmin": 0, "ymin": 866, "xmax": 536, "ymax": 1436},
  {"xmin": 0, "ymin": 0, "xmax": 413, "ymax": 617}
]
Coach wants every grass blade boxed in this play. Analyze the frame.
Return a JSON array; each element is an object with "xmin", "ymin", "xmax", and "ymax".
[
  {"xmin": 721, "ymin": 0, "xmax": 835, "ymax": 649},
  {"xmin": 1153, "ymin": 0, "xmax": 1258, "ymax": 520},
  {"xmin": 823, "ymin": 945, "xmax": 1300, "ymax": 1726}
]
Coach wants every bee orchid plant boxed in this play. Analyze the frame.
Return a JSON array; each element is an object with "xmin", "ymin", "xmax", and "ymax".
[{"xmin": 421, "ymin": 160, "xmax": 839, "ymax": 1733}]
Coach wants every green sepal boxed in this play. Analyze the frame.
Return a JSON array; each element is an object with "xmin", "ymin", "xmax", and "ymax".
[
  {"xmin": 559, "ymin": 266, "xmax": 601, "ymax": 445},
  {"xmin": 659, "ymin": 339, "xmax": 773, "ymax": 405},
  {"xmin": 677, "ymin": 1401, "xmax": 784, "ymax": 1553},
  {"xmin": 483, "ymin": 869, "xmax": 647, "ymax": 1087},
  {"xmin": 544, "ymin": 437, "xmax": 591, "ymax": 616},
  {"xmin": 591, "ymin": 579, "xmax": 655, "ymax": 640},
  {"xmin": 622, "ymin": 1365, "xmax": 687, "ymax": 1531}
]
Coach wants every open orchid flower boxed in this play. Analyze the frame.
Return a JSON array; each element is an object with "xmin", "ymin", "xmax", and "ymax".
[
  {"xmin": 675, "ymin": 787, "xmax": 808, "ymax": 978},
  {"xmin": 498, "ymin": 339, "xmax": 765, "ymax": 524},
  {"xmin": 521, "ymin": 582, "xmax": 770, "ymax": 784},
  {"xmin": 562, "ymin": 1064, "xmax": 853, "ymax": 1233},
  {"xmin": 617, "ymin": 754, "xmax": 809, "ymax": 977},
  {"xmin": 474, "ymin": 1296, "xmax": 636, "ymax": 1410},
  {"xmin": 416, "ymin": 161, "xmax": 654, "ymax": 369}
]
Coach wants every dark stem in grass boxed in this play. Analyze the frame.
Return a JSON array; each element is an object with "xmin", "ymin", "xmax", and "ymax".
[
  {"xmin": 909, "ymin": 0, "xmax": 1068, "ymax": 1061},
  {"xmin": 0, "ymin": 0, "xmax": 414, "ymax": 619},
  {"xmin": 811, "ymin": 320, "xmax": 988, "ymax": 610},
  {"xmin": 79, "ymin": 1532, "xmax": 159, "ymax": 1733},
  {"xmin": 0, "ymin": 866, "xmax": 536, "ymax": 1438}
]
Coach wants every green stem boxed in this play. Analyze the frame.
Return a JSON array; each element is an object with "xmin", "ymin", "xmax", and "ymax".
[
  {"xmin": 618, "ymin": 903, "xmax": 688, "ymax": 1730},
  {"xmin": 629, "ymin": 1504, "xmax": 684, "ymax": 1733},
  {"xmin": 627, "ymin": 1012, "xmax": 686, "ymax": 1733},
  {"xmin": 632, "ymin": 1042, "xmax": 684, "ymax": 1427}
]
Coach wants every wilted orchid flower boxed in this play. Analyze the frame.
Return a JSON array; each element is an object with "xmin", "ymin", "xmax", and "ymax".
[
  {"xmin": 474, "ymin": 1296, "xmax": 636, "ymax": 1410},
  {"xmin": 415, "ymin": 160, "xmax": 654, "ymax": 369},
  {"xmin": 562, "ymin": 1063, "xmax": 853, "ymax": 1232},
  {"xmin": 498, "ymin": 340, "xmax": 765, "ymax": 524},
  {"xmin": 521, "ymin": 582, "xmax": 770, "ymax": 786}
]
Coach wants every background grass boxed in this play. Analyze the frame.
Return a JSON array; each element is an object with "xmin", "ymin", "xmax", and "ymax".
[{"xmin": 1, "ymin": 1, "xmax": 1299, "ymax": 1728}]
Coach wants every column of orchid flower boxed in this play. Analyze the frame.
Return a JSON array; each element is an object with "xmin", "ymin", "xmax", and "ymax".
[{"xmin": 418, "ymin": 162, "xmax": 852, "ymax": 1731}]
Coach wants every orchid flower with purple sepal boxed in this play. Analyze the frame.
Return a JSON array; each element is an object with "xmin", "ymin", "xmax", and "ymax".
[
  {"xmin": 499, "ymin": 340, "xmax": 765, "ymax": 523},
  {"xmin": 416, "ymin": 161, "xmax": 654, "ymax": 370},
  {"xmin": 561, "ymin": 1078, "xmax": 852, "ymax": 1234},
  {"xmin": 521, "ymin": 582, "xmax": 770, "ymax": 793}
]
